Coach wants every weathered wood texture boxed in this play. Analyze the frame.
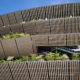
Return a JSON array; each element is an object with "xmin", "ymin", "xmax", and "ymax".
[
  {"xmin": 9, "ymin": 62, "xmax": 30, "ymax": 80},
  {"xmin": 0, "ymin": 61, "xmax": 80, "ymax": 80},
  {"xmin": 0, "ymin": 33, "xmax": 80, "ymax": 57},
  {"xmin": 0, "ymin": 3, "xmax": 80, "ymax": 27},
  {"xmin": 1, "ymin": 39, "xmax": 19, "ymax": 57},
  {"xmin": 23, "ymin": 22, "xmax": 36, "ymax": 35},
  {"xmin": 0, "ymin": 16, "xmax": 80, "ymax": 35},
  {"xmin": 16, "ymin": 37, "xmax": 33, "ymax": 56}
]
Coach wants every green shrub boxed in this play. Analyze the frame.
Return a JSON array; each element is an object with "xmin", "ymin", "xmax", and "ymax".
[
  {"xmin": 61, "ymin": 54, "xmax": 69, "ymax": 60},
  {"xmin": 30, "ymin": 54, "xmax": 37, "ymax": 61},
  {"xmin": 14, "ymin": 58, "xmax": 23, "ymax": 62},
  {"xmin": 72, "ymin": 53, "xmax": 80, "ymax": 60},
  {"xmin": 55, "ymin": 51, "xmax": 61, "ymax": 60},
  {"xmin": 0, "ymin": 56, "xmax": 14, "ymax": 63},
  {"xmin": 45, "ymin": 52, "xmax": 55, "ymax": 60},
  {"xmin": 1, "ymin": 51, "xmax": 79, "ymax": 63},
  {"xmin": 0, "ymin": 57, "xmax": 4, "ymax": 60},
  {"xmin": 36, "ymin": 55, "xmax": 44, "ymax": 61},
  {"xmin": 0, "ymin": 60, "xmax": 6, "ymax": 63},
  {"xmin": 15, "ymin": 56, "xmax": 29, "ymax": 62},
  {"xmin": 7, "ymin": 56, "xmax": 14, "ymax": 61},
  {"xmin": 55, "ymin": 55, "xmax": 62, "ymax": 60},
  {"xmin": 25, "ymin": 34, "xmax": 30, "ymax": 37},
  {"xmin": 0, "ymin": 57, "xmax": 6, "ymax": 63},
  {"xmin": 30, "ymin": 19, "xmax": 44, "ymax": 22},
  {"xmin": 21, "ymin": 56, "xmax": 29, "ymax": 61},
  {"xmin": 0, "ymin": 33, "xmax": 30, "ymax": 40}
]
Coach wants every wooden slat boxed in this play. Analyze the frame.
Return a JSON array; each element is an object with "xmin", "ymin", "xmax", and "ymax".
[
  {"xmin": 0, "ymin": 41, "xmax": 5, "ymax": 57},
  {"xmin": 23, "ymin": 22, "xmax": 36, "ymax": 35},
  {"xmin": 66, "ymin": 33, "xmax": 79, "ymax": 46},
  {"xmin": 27, "ymin": 61, "xmax": 48, "ymax": 80},
  {"xmin": 65, "ymin": 18, "xmax": 72, "ymax": 33},
  {"xmin": 9, "ymin": 62, "xmax": 30, "ymax": 80},
  {"xmin": 15, "ymin": 11, "xmax": 23, "ymax": 23},
  {"xmin": 1, "ymin": 14, "xmax": 10, "ymax": 26},
  {"xmin": 10, "ymin": 24, "xmax": 23, "ymax": 33},
  {"xmin": 36, "ymin": 20, "xmax": 50, "ymax": 34},
  {"xmin": 69, "ymin": 61, "xmax": 80, "ymax": 80},
  {"xmin": 0, "ymin": 61, "xmax": 80, "ymax": 80},
  {"xmin": 22, "ymin": 10, "xmax": 30, "ymax": 21},
  {"xmin": 1, "ymin": 39, "xmax": 19, "ymax": 57},
  {"xmin": 0, "ymin": 16, "xmax": 3, "ymax": 27},
  {"xmin": 49, "ymin": 34, "xmax": 66, "ymax": 46},
  {"xmin": 50, "ymin": 18, "xmax": 64, "ymax": 34},
  {"xmin": 0, "ymin": 63, "xmax": 13, "ymax": 80},
  {"xmin": 7, "ymin": 12, "xmax": 17, "ymax": 24},
  {"xmin": 47, "ymin": 61, "xmax": 69, "ymax": 80},
  {"xmin": 16, "ymin": 37, "xmax": 33, "ymax": 56},
  {"xmin": 0, "ymin": 26, "xmax": 11, "ymax": 35},
  {"xmin": 31, "ymin": 35, "xmax": 49, "ymax": 46}
]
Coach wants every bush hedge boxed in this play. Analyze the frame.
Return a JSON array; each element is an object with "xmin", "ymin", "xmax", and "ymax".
[
  {"xmin": 0, "ymin": 33, "xmax": 30, "ymax": 40},
  {"xmin": 0, "ymin": 33, "xmax": 80, "ymax": 63},
  {"xmin": 0, "ymin": 52, "xmax": 80, "ymax": 63}
]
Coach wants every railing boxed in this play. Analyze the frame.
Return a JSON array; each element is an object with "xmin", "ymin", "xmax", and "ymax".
[
  {"xmin": 0, "ymin": 61, "xmax": 80, "ymax": 80},
  {"xmin": 56, "ymin": 47, "xmax": 77, "ymax": 54}
]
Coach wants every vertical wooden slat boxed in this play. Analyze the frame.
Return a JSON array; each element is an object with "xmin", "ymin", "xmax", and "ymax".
[
  {"xmin": 71, "ymin": 17, "xmax": 76, "ymax": 33},
  {"xmin": 7, "ymin": 12, "xmax": 17, "ymax": 25},
  {"xmin": 69, "ymin": 61, "xmax": 80, "ymax": 80},
  {"xmin": 10, "ymin": 24, "xmax": 23, "ymax": 33},
  {"xmin": 0, "ymin": 26, "xmax": 11, "ymax": 35},
  {"xmin": 52, "ymin": 6, "xmax": 54, "ymax": 18},
  {"xmin": 0, "ymin": 63, "xmax": 13, "ymax": 80},
  {"xmin": 50, "ymin": 18, "xmax": 65, "ymax": 34},
  {"xmin": 36, "ymin": 20, "xmax": 50, "ymax": 34},
  {"xmin": 9, "ymin": 62, "xmax": 30, "ymax": 80},
  {"xmin": 0, "ymin": 16, "xmax": 3, "ymax": 27},
  {"xmin": 1, "ymin": 14, "xmax": 10, "ymax": 26},
  {"xmin": 0, "ymin": 61, "xmax": 80, "ymax": 80},
  {"xmin": 49, "ymin": 34, "xmax": 66, "ymax": 46},
  {"xmin": 66, "ymin": 33, "xmax": 74, "ymax": 46},
  {"xmin": 22, "ymin": 9, "xmax": 30, "ymax": 21},
  {"xmin": 16, "ymin": 37, "xmax": 33, "ymax": 56},
  {"xmin": 0, "ymin": 41, "xmax": 5, "ymax": 57},
  {"xmin": 1, "ymin": 39, "xmax": 19, "ymax": 57},
  {"xmin": 27, "ymin": 61, "xmax": 48, "ymax": 80},
  {"xmin": 31, "ymin": 35, "xmax": 49, "ymax": 46},
  {"xmin": 47, "ymin": 61, "xmax": 69, "ymax": 80},
  {"xmin": 23, "ymin": 21, "xmax": 36, "ymax": 35},
  {"xmin": 15, "ymin": 11, "xmax": 23, "ymax": 23}
]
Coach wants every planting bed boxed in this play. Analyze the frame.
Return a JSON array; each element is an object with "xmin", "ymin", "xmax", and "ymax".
[{"xmin": 0, "ymin": 33, "xmax": 80, "ymax": 57}]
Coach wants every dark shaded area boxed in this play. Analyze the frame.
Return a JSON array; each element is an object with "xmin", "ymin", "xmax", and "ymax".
[{"xmin": 37, "ymin": 46, "xmax": 79, "ymax": 59}]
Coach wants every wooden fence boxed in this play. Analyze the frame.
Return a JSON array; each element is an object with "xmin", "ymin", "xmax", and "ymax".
[
  {"xmin": 0, "ymin": 3, "xmax": 80, "ymax": 57},
  {"xmin": 0, "ymin": 61, "xmax": 80, "ymax": 80},
  {"xmin": 0, "ymin": 17, "xmax": 80, "ymax": 36},
  {"xmin": 0, "ymin": 3, "xmax": 80, "ymax": 27},
  {"xmin": 0, "ymin": 33, "xmax": 80, "ymax": 57}
]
